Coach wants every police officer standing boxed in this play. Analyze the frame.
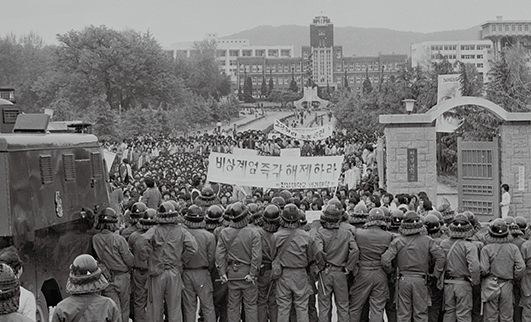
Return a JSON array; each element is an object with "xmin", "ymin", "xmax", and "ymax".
[
  {"xmin": 480, "ymin": 218, "xmax": 525, "ymax": 322},
  {"xmin": 257, "ymin": 204, "xmax": 282, "ymax": 322},
  {"xmin": 381, "ymin": 211, "xmax": 445, "ymax": 322},
  {"xmin": 216, "ymin": 202, "xmax": 262, "ymax": 322},
  {"xmin": 92, "ymin": 207, "xmax": 134, "ymax": 322},
  {"xmin": 272, "ymin": 203, "xmax": 314, "ymax": 322},
  {"xmin": 182, "ymin": 205, "xmax": 216, "ymax": 322},
  {"xmin": 439, "ymin": 214, "xmax": 480, "ymax": 322},
  {"xmin": 128, "ymin": 208, "xmax": 158, "ymax": 322},
  {"xmin": 141, "ymin": 202, "xmax": 198, "ymax": 322},
  {"xmin": 314, "ymin": 199, "xmax": 358, "ymax": 322},
  {"xmin": 52, "ymin": 254, "xmax": 120, "ymax": 322},
  {"xmin": 350, "ymin": 208, "xmax": 393, "ymax": 322}
]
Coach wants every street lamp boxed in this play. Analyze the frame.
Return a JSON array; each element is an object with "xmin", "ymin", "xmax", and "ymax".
[{"xmin": 403, "ymin": 99, "xmax": 416, "ymax": 115}]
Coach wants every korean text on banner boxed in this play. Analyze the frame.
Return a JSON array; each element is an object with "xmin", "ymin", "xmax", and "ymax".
[
  {"xmin": 207, "ymin": 152, "xmax": 344, "ymax": 189},
  {"xmin": 273, "ymin": 119, "xmax": 331, "ymax": 141}
]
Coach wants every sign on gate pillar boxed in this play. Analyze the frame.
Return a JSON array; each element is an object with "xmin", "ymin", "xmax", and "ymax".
[{"xmin": 407, "ymin": 149, "xmax": 418, "ymax": 182}]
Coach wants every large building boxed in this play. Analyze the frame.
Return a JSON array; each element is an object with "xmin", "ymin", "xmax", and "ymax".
[
  {"xmin": 171, "ymin": 34, "xmax": 294, "ymax": 84},
  {"xmin": 480, "ymin": 16, "xmax": 531, "ymax": 57},
  {"xmin": 236, "ymin": 16, "xmax": 407, "ymax": 96},
  {"xmin": 410, "ymin": 40, "xmax": 492, "ymax": 76}
]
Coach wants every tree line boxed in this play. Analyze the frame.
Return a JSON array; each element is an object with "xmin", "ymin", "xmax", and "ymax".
[{"xmin": 0, "ymin": 26, "xmax": 237, "ymax": 141}]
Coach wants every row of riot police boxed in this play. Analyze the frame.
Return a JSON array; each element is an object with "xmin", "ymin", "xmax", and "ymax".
[{"xmin": 50, "ymin": 193, "xmax": 531, "ymax": 322}]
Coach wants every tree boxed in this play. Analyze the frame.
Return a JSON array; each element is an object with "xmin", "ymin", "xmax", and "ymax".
[
  {"xmin": 343, "ymin": 70, "xmax": 349, "ymax": 91},
  {"xmin": 0, "ymin": 33, "xmax": 52, "ymax": 112},
  {"xmin": 243, "ymin": 76, "xmax": 254, "ymax": 102},
  {"xmin": 268, "ymin": 71, "xmax": 274, "ymax": 96},
  {"xmin": 37, "ymin": 26, "xmax": 183, "ymax": 113},
  {"xmin": 362, "ymin": 76, "xmax": 373, "ymax": 95},
  {"xmin": 186, "ymin": 40, "xmax": 231, "ymax": 99},
  {"xmin": 289, "ymin": 68, "xmax": 298, "ymax": 92},
  {"xmin": 261, "ymin": 75, "xmax": 268, "ymax": 98}
]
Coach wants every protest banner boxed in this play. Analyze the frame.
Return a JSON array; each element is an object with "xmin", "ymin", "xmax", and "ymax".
[
  {"xmin": 207, "ymin": 152, "xmax": 344, "ymax": 189},
  {"xmin": 103, "ymin": 150, "xmax": 116, "ymax": 173},
  {"xmin": 436, "ymin": 74, "xmax": 463, "ymax": 133},
  {"xmin": 280, "ymin": 148, "xmax": 301, "ymax": 157},
  {"xmin": 273, "ymin": 119, "xmax": 332, "ymax": 141},
  {"xmin": 233, "ymin": 147, "xmax": 258, "ymax": 156}
]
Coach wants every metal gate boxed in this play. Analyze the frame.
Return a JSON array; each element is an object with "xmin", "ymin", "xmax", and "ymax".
[{"xmin": 457, "ymin": 137, "xmax": 500, "ymax": 221}]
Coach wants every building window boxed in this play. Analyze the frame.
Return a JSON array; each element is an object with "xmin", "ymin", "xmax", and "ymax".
[
  {"xmin": 242, "ymin": 50, "xmax": 252, "ymax": 57},
  {"xmin": 461, "ymin": 45, "xmax": 475, "ymax": 50},
  {"xmin": 526, "ymin": 25, "xmax": 529, "ymax": 31},
  {"xmin": 217, "ymin": 50, "xmax": 226, "ymax": 57},
  {"xmin": 219, "ymin": 60, "xmax": 226, "ymax": 66},
  {"xmin": 281, "ymin": 49, "xmax": 291, "ymax": 57},
  {"xmin": 512, "ymin": 25, "xmax": 516, "ymax": 31},
  {"xmin": 256, "ymin": 50, "xmax": 265, "ymax": 57},
  {"xmin": 505, "ymin": 25, "xmax": 509, "ymax": 31},
  {"xmin": 461, "ymin": 55, "xmax": 475, "ymax": 59},
  {"xmin": 491, "ymin": 25, "xmax": 496, "ymax": 32},
  {"xmin": 268, "ymin": 49, "xmax": 278, "ymax": 57},
  {"xmin": 477, "ymin": 54, "xmax": 483, "ymax": 59},
  {"xmin": 229, "ymin": 60, "xmax": 237, "ymax": 66},
  {"xmin": 229, "ymin": 50, "xmax": 239, "ymax": 57},
  {"xmin": 519, "ymin": 25, "xmax": 523, "ymax": 31},
  {"xmin": 477, "ymin": 63, "xmax": 484, "ymax": 68}
]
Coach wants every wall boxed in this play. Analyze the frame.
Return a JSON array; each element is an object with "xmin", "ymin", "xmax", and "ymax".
[
  {"xmin": 499, "ymin": 123, "xmax": 531, "ymax": 219},
  {"xmin": 384, "ymin": 125, "xmax": 437, "ymax": 202}
]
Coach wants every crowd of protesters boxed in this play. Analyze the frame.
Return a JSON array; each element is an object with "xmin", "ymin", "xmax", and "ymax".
[
  {"xmin": 103, "ymin": 128, "xmax": 380, "ymax": 223},
  {"xmin": 3, "ymin": 123, "xmax": 528, "ymax": 322}
]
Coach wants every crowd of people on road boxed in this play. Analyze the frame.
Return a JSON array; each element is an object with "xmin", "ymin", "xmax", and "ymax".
[
  {"xmin": 2, "ymin": 123, "xmax": 527, "ymax": 322},
  {"xmin": 104, "ymin": 128, "xmax": 379, "ymax": 224}
]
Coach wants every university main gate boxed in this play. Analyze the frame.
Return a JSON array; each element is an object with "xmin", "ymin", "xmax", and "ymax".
[
  {"xmin": 380, "ymin": 96, "xmax": 531, "ymax": 219},
  {"xmin": 457, "ymin": 137, "xmax": 500, "ymax": 221}
]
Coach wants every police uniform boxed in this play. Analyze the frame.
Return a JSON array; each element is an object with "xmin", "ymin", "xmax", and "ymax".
[
  {"xmin": 140, "ymin": 202, "xmax": 198, "ymax": 322},
  {"xmin": 257, "ymin": 205, "xmax": 281, "ymax": 322},
  {"xmin": 381, "ymin": 211, "xmax": 445, "ymax": 322},
  {"xmin": 272, "ymin": 204, "xmax": 314, "ymax": 322},
  {"xmin": 439, "ymin": 214, "xmax": 480, "ymax": 322},
  {"xmin": 350, "ymin": 209, "xmax": 393, "ymax": 322},
  {"xmin": 314, "ymin": 200, "xmax": 359, "ymax": 322},
  {"xmin": 92, "ymin": 208, "xmax": 134, "ymax": 322},
  {"xmin": 480, "ymin": 219, "xmax": 525, "ymax": 322},
  {"xmin": 182, "ymin": 206, "xmax": 216, "ymax": 322},
  {"xmin": 216, "ymin": 202, "xmax": 262, "ymax": 322},
  {"xmin": 128, "ymin": 208, "xmax": 157, "ymax": 322},
  {"xmin": 51, "ymin": 255, "xmax": 120, "ymax": 322}
]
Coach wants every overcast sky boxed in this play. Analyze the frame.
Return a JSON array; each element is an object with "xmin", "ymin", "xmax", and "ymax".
[{"xmin": 4, "ymin": 0, "xmax": 530, "ymax": 48}]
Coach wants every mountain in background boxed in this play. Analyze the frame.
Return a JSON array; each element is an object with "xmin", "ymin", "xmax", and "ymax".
[{"xmin": 223, "ymin": 25, "xmax": 481, "ymax": 57}]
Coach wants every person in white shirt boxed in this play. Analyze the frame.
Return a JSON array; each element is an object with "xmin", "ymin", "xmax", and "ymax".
[
  {"xmin": 500, "ymin": 183, "xmax": 511, "ymax": 218},
  {"xmin": 0, "ymin": 246, "xmax": 36, "ymax": 321}
]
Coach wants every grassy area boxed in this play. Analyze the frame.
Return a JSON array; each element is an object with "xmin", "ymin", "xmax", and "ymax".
[{"xmin": 438, "ymin": 173, "xmax": 458, "ymax": 189}]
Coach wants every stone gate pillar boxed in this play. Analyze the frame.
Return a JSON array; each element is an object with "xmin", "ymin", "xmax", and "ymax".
[
  {"xmin": 500, "ymin": 122, "xmax": 531, "ymax": 219},
  {"xmin": 383, "ymin": 123, "xmax": 437, "ymax": 203}
]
